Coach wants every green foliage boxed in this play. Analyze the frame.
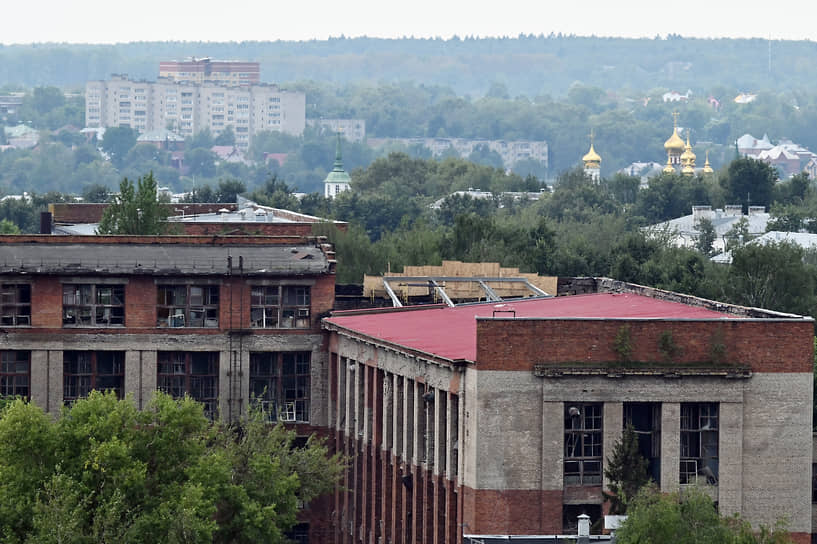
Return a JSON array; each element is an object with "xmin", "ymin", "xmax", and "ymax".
[
  {"xmin": 616, "ymin": 485, "xmax": 794, "ymax": 544},
  {"xmin": 613, "ymin": 325, "xmax": 633, "ymax": 362},
  {"xmin": 100, "ymin": 127, "xmax": 138, "ymax": 169},
  {"xmin": 98, "ymin": 172, "xmax": 169, "ymax": 235},
  {"xmin": 695, "ymin": 217, "xmax": 717, "ymax": 256},
  {"xmin": 721, "ymin": 157, "xmax": 778, "ymax": 211},
  {"xmin": 603, "ymin": 424, "xmax": 650, "ymax": 514},
  {"xmin": 0, "ymin": 392, "xmax": 342, "ymax": 544},
  {"xmin": 0, "ymin": 219, "xmax": 20, "ymax": 234},
  {"xmin": 658, "ymin": 330, "xmax": 680, "ymax": 362},
  {"xmin": 727, "ymin": 241, "xmax": 817, "ymax": 315}
]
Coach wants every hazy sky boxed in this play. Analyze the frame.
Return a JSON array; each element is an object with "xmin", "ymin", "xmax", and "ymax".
[{"xmin": 2, "ymin": 0, "xmax": 815, "ymax": 44}]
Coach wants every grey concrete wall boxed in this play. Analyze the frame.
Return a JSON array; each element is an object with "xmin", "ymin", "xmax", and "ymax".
[{"xmin": 741, "ymin": 372, "xmax": 812, "ymax": 533}]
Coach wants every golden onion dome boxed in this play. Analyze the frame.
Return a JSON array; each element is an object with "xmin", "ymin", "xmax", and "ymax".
[
  {"xmin": 664, "ymin": 129, "xmax": 685, "ymax": 153},
  {"xmin": 681, "ymin": 163, "xmax": 695, "ymax": 176},
  {"xmin": 663, "ymin": 155, "xmax": 676, "ymax": 174},
  {"xmin": 582, "ymin": 143, "xmax": 602, "ymax": 165},
  {"xmin": 703, "ymin": 151, "xmax": 714, "ymax": 174},
  {"xmin": 682, "ymin": 133, "xmax": 696, "ymax": 164}
]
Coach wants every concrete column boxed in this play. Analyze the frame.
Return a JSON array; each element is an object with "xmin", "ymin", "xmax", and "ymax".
[
  {"xmin": 661, "ymin": 402, "xmax": 681, "ymax": 492},
  {"xmin": 542, "ymin": 401, "xmax": 564, "ymax": 490},
  {"xmin": 434, "ymin": 389, "xmax": 445, "ymax": 476},
  {"xmin": 344, "ymin": 359, "xmax": 353, "ymax": 436},
  {"xmin": 47, "ymin": 350, "xmax": 63, "ymax": 414},
  {"xmin": 218, "ymin": 350, "xmax": 231, "ymax": 422},
  {"xmin": 414, "ymin": 382, "xmax": 424, "ymax": 466},
  {"xmin": 603, "ymin": 402, "xmax": 623, "ymax": 492},
  {"xmin": 29, "ymin": 350, "xmax": 49, "ymax": 411},
  {"xmin": 445, "ymin": 393, "xmax": 454, "ymax": 480},
  {"xmin": 139, "ymin": 350, "xmax": 157, "ymax": 408},
  {"xmin": 393, "ymin": 373, "xmax": 402, "ymax": 459},
  {"xmin": 404, "ymin": 378, "xmax": 414, "ymax": 462},
  {"xmin": 718, "ymin": 401, "xmax": 743, "ymax": 516},
  {"xmin": 382, "ymin": 371, "xmax": 393, "ymax": 453}
]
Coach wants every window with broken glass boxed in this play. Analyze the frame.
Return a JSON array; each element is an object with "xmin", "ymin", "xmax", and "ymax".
[
  {"xmin": 63, "ymin": 351, "xmax": 125, "ymax": 403},
  {"xmin": 250, "ymin": 285, "xmax": 311, "ymax": 328},
  {"xmin": 63, "ymin": 284, "xmax": 125, "ymax": 326},
  {"xmin": 1, "ymin": 350, "xmax": 30, "ymax": 399},
  {"xmin": 156, "ymin": 285, "xmax": 219, "ymax": 328},
  {"xmin": 249, "ymin": 351, "xmax": 310, "ymax": 422},
  {"xmin": 157, "ymin": 351, "xmax": 219, "ymax": 418},
  {"xmin": 680, "ymin": 403, "xmax": 719, "ymax": 485},
  {"xmin": 1, "ymin": 284, "xmax": 31, "ymax": 326},
  {"xmin": 564, "ymin": 403, "xmax": 603, "ymax": 486}
]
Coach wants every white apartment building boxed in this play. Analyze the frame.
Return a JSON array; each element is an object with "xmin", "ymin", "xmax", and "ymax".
[{"xmin": 85, "ymin": 75, "xmax": 306, "ymax": 150}]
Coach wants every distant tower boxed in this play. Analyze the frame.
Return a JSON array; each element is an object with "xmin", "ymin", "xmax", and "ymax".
[
  {"xmin": 582, "ymin": 130, "xmax": 602, "ymax": 181},
  {"xmin": 680, "ymin": 131, "xmax": 697, "ymax": 176},
  {"xmin": 664, "ymin": 111, "xmax": 685, "ymax": 171},
  {"xmin": 324, "ymin": 131, "xmax": 352, "ymax": 199},
  {"xmin": 702, "ymin": 150, "xmax": 714, "ymax": 177}
]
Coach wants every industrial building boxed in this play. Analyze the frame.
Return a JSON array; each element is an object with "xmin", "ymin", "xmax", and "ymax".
[{"xmin": 322, "ymin": 278, "xmax": 813, "ymax": 543}]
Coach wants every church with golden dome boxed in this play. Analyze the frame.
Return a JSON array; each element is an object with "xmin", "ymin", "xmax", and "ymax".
[
  {"xmin": 662, "ymin": 112, "xmax": 714, "ymax": 177},
  {"xmin": 582, "ymin": 130, "xmax": 602, "ymax": 181}
]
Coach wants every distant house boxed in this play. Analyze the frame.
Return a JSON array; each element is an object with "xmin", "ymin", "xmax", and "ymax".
[
  {"xmin": 711, "ymin": 231, "xmax": 817, "ymax": 264},
  {"xmin": 4, "ymin": 124, "xmax": 39, "ymax": 149},
  {"xmin": 210, "ymin": 145, "xmax": 250, "ymax": 165},
  {"xmin": 645, "ymin": 205, "xmax": 769, "ymax": 253},
  {"xmin": 662, "ymin": 90, "xmax": 691, "ymax": 102},
  {"xmin": 136, "ymin": 129, "xmax": 185, "ymax": 151},
  {"xmin": 736, "ymin": 133, "xmax": 773, "ymax": 157},
  {"xmin": 734, "ymin": 92, "xmax": 757, "ymax": 104}
]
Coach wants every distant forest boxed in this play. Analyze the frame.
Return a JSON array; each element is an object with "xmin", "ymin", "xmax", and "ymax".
[{"xmin": 2, "ymin": 36, "xmax": 817, "ymax": 96}]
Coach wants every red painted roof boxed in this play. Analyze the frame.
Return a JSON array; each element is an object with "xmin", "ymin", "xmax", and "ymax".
[{"xmin": 325, "ymin": 293, "xmax": 734, "ymax": 362}]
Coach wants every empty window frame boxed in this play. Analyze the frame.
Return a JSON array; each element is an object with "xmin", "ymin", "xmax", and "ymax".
[
  {"xmin": 1, "ymin": 284, "xmax": 31, "ymax": 326},
  {"xmin": 156, "ymin": 285, "xmax": 219, "ymax": 328},
  {"xmin": 680, "ymin": 403, "xmax": 719, "ymax": 485},
  {"xmin": 157, "ymin": 352, "xmax": 219, "ymax": 418},
  {"xmin": 63, "ymin": 351, "xmax": 125, "ymax": 403},
  {"xmin": 624, "ymin": 402, "xmax": 662, "ymax": 485},
  {"xmin": 63, "ymin": 284, "xmax": 125, "ymax": 326},
  {"xmin": 0, "ymin": 350, "xmax": 30, "ymax": 398},
  {"xmin": 249, "ymin": 351, "xmax": 310, "ymax": 422},
  {"xmin": 564, "ymin": 403, "xmax": 603, "ymax": 486},
  {"xmin": 250, "ymin": 285, "xmax": 310, "ymax": 328}
]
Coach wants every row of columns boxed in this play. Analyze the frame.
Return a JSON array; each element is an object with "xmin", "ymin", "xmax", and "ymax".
[{"xmin": 328, "ymin": 354, "xmax": 462, "ymax": 544}]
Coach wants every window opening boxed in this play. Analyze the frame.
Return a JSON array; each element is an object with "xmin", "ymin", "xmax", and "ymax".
[
  {"xmin": 1, "ymin": 284, "xmax": 31, "ymax": 326},
  {"xmin": 63, "ymin": 351, "xmax": 125, "ymax": 403},
  {"xmin": 63, "ymin": 284, "xmax": 125, "ymax": 326},
  {"xmin": 249, "ymin": 351, "xmax": 311, "ymax": 422},
  {"xmin": 564, "ymin": 403, "xmax": 603, "ymax": 486},
  {"xmin": 0, "ymin": 351, "xmax": 30, "ymax": 398},
  {"xmin": 680, "ymin": 403, "xmax": 719, "ymax": 485},
  {"xmin": 624, "ymin": 402, "xmax": 662, "ymax": 485},
  {"xmin": 156, "ymin": 285, "xmax": 219, "ymax": 328},
  {"xmin": 250, "ymin": 285, "xmax": 311, "ymax": 328},
  {"xmin": 157, "ymin": 352, "xmax": 219, "ymax": 418}
]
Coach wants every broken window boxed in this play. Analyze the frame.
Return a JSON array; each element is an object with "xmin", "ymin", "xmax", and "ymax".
[
  {"xmin": 564, "ymin": 403, "xmax": 603, "ymax": 486},
  {"xmin": 250, "ymin": 285, "xmax": 311, "ymax": 328},
  {"xmin": 0, "ymin": 351, "xmax": 30, "ymax": 398},
  {"xmin": 63, "ymin": 351, "xmax": 125, "ymax": 403},
  {"xmin": 1, "ymin": 284, "xmax": 31, "ymax": 326},
  {"xmin": 156, "ymin": 285, "xmax": 219, "ymax": 328},
  {"xmin": 63, "ymin": 284, "xmax": 125, "ymax": 326},
  {"xmin": 680, "ymin": 403, "xmax": 719, "ymax": 485},
  {"xmin": 157, "ymin": 351, "xmax": 219, "ymax": 419},
  {"xmin": 249, "ymin": 351, "xmax": 311, "ymax": 422},
  {"xmin": 624, "ymin": 402, "xmax": 662, "ymax": 485}
]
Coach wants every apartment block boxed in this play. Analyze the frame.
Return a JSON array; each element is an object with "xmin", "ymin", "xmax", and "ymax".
[
  {"xmin": 86, "ymin": 75, "xmax": 305, "ymax": 149},
  {"xmin": 159, "ymin": 58, "xmax": 260, "ymax": 87}
]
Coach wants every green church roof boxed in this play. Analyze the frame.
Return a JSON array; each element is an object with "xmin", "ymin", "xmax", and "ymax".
[{"xmin": 324, "ymin": 131, "xmax": 351, "ymax": 185}]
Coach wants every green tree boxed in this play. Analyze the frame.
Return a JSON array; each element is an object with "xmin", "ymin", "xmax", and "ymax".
[
  {"xmin": 721, "ymin": 157, "xmax": 777, "ymax": 211},
  {"xmin": 695, "ymin": 217, "xmax": 717, "ymax": 256},
  {"xmin": 213, "ymin": 126, "xmax": 236, "ymax": 146},
  {"xmin": 184, "ymin": 148, "xmax": 218, "ymax": 178},
  {"xmin": 616, "ymin": 485, "xmax": 793, "ymax": 544},
  {"xmin": 98, "ymin": 172, "xmax": 169, "ymax": 235},
  {"xmin": 603, "ymin": 424, "xmax": 650, "ymax": 514},
  {"xmin": 0, "ymin": 219, "xmax": 20, "ymax": 234},
  {"xmin": 0, "ymin": 392, "xmax": 342, "ymax": 544},
  {"xmin": 727, "ymin": 241, "xmax": 817, "ymax": 316},
  {"xmin": 100, "ymin": 127, "xmax": 137, "ymax": 169}
]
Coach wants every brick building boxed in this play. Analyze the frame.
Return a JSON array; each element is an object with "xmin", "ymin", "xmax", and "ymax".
[{"xmin": 322, "ymin": 279, "xmax": 813, "ymax": 543}]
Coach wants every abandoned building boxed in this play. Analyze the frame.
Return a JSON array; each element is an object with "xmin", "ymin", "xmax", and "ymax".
[
  {"xmin": 0, "ymin": 233, "xmax": 814, "ymax": 543},
  {"xmin": 323, "ymin": 279, "xmax": 814, "ymax": 544}
]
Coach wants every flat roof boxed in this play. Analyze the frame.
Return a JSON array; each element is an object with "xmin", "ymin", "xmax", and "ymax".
[{"xmin": 325, "ymin": 293, "xmax": 736, "ymax": 362}]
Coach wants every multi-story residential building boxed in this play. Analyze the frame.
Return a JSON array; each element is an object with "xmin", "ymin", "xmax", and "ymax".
[
  {"xmin": 308, "ymin": 118, "xmax": 366, "ymax": 142},
  {"xmin": 85, "ymin": 75, "xmax": 305, "ymax": 149},
  {"xmin": 159, "ymin": 58, "xmax": 260, "ymax": 87},
  {"xmin": 367, "ymin": 137, "xmax": 548, "ymax": 171}
]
